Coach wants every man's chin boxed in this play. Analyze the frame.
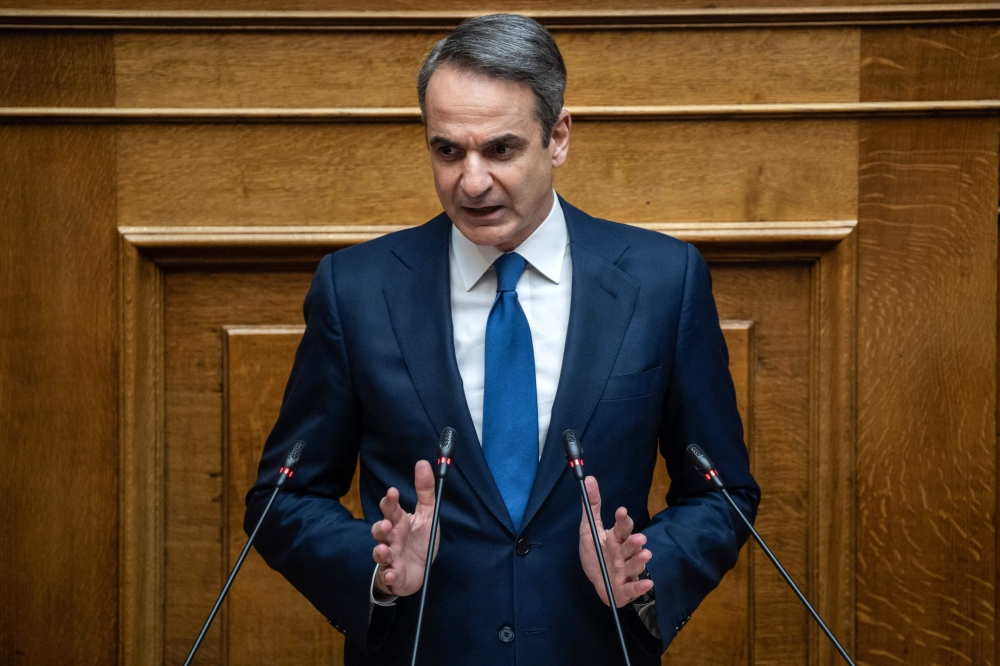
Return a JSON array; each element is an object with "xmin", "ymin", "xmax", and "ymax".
[{"xmin": 453, "ymin": 215, "xmax": 519, "ymax": 248}]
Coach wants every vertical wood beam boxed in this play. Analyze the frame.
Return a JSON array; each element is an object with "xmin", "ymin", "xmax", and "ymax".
[
  {"xmin": 0, "ymin": 34, "xmax": 118, "ymax": 665},
  {"xmin": 858, "ymin": 24, "xmax": 1000, "ymax": 666}
]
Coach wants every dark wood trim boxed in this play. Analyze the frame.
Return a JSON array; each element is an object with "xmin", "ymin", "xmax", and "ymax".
[
  {"xmin": 1, "ymin": 4, "xmax": 999, "ymax": 30},
  {"xmin": 2, "ymin": 101, "xmax": 999, "ymax": 125}
]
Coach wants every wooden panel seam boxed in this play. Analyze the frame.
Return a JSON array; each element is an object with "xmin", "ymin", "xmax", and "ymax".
[
  {"xmin": 3, "ymin": 101, "xmax": 1000, "ymax": 123},
  {"xmin": 3, "ymin": 5, "xmax": 1000, "ymax": 30}
]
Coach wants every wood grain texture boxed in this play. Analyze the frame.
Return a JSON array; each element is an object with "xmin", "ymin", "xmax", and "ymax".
[
  {"xmin": 0, "ymin": 29, "xmax": 119, "ymax": 666},
  {"xmin": 163, "ymin": 270, "xmax": 316, "ymax": 665},
  {"xmin": 115, "ymin": 120, "xmax": 857, "ymax": 226},
  {"xmin": 1, "ymin": 3, "xmax": 998, "ymax": 17},
  {"xmin": 0, "ymin": 31, "xmax": 113, "ymax": 105},
  {"xmin": 0, "ymin": 124, "xmax": 119, "ymax": 664},
  {"xmin": 861, "ymin": 24, "xmax": 1000, "ymax": 101},
  {"xmin": 857, "ymin": 118, "xmax": 998, "ymax": 665},
  {"xmin": 659, "ymin": 322, "xmax": 755, "ymax": 666},
  {"xmin": 112, "ymin": 28, "xmax": 858, "ymax": 108},
  {"xmin": 224, "ymin": 326, "xmax": 352, "ymax": 666}
]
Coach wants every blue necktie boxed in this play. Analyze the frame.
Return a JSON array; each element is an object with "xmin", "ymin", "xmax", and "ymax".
[{"xmin": 482, "ymin": 252, "xmax": 538, "ymax": 531}]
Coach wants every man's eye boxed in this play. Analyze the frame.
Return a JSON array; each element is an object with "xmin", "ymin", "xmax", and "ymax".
[
  {"xmin": 495, "ymin": 144, "xmax": 510, "ymax": 155},
  {"xmin": 439, "ymin": 146, "xmax": 454, "ymax": 157}
]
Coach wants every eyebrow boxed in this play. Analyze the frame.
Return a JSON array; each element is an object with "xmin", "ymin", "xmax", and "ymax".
[{"xmin": 428, "ymin": 132, "xmax": 528, "ymax": 150}]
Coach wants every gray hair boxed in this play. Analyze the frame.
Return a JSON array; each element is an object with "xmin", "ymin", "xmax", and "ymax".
[{"xmin": 416, "ymin": 14, "xmax": 567, "ymax": 147}]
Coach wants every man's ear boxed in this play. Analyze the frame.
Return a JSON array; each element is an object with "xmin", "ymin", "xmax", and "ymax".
[{"xmin": 550, "ymin": 108, "xmax": 572, "ymax": 168}]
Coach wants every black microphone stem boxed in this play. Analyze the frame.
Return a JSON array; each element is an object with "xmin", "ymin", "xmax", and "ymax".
[
  {"xmin": 183, "ymin": 483, "xmax": 281, "ymax": 666},
  {"xmin": 718, "ymin": 487, "xmax": 856, "ymax": 666},
  {"xmin": 410, "ymin": 476, "xmax": 445, "ymax": 666},
  {"xmin": 579, "ymin": 477, "xmax": 631, "ymax": 666}
]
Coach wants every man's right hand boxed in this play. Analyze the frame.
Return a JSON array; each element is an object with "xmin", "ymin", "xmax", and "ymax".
[{"xmin": 371, "ymin": 460, "xmax": 439, "ymax": 597}]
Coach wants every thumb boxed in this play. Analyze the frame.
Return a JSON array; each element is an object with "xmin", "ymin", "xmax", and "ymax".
[
  {"xmin": 584, "ymin": 476, "xmax": 603, "ymax": 531},
  {"xmin": 414, "ymin": 460, "xmax": 436, "ymax": 512}
]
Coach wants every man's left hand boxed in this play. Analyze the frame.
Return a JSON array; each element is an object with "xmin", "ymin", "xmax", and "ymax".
[{"xmin": 579, "ymin": 475, "xmax": 654, "ymax": 607}]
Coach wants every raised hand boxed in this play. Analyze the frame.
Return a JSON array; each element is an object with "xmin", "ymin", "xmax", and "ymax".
[
  {"xmin": 579, "ymin": 475, "xmax": 654, "ymax": 607},
  {"xmin": 371, "ymin": 460, "xmax": 439, "ymax": 597}
]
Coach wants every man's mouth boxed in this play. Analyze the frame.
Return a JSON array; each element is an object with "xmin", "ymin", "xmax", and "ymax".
[{"xmin": 462, "ymin": 205, "xmax": 505, "ymax": 219}]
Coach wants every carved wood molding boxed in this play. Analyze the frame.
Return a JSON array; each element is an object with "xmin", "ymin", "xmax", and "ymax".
[
  {"xmin": 118, "ymin": 219, "xmax": 857, "ymax": 265},
  {"xmin": 2, "ymin": 4, "xmax": 999, "ymax": 30},
  {"xmin": 3, "ymin": 102, "xmax": 999, "ymax": 124}
]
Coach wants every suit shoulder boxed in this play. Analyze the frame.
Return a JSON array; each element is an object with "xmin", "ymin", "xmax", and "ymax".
[
  {"xmin": 575, "ymin": 211, "xmax": 691, "ymax": 262},
  {"xmin": 326, "ymin": 213, "xmax": 448, "ymax": 276}
]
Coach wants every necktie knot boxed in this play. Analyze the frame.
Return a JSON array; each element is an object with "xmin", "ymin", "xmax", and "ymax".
[{"xmin": 493, "ymin": 253, "xmax": 527, "ymax": 293}]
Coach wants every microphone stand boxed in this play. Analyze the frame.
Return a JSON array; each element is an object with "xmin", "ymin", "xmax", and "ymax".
[
  {"xmin": 563, "ymin": 430, "xmax": 631, "ymax": 666},
  {"xmin": 410, "ymin": 427, "xmax": 456, "ymax": 666},
  {"xmin": 686, "ymin": 444, "xmax": 856, "ymax": 666},
  {"xmin": 183, "ymin": 440, "xmax": 306, "ymax": 666}
]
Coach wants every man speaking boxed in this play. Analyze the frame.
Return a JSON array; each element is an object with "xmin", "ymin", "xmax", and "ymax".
[{"xmin": 245, "ymin": 13, "xmax": 759, "ymax": 665}]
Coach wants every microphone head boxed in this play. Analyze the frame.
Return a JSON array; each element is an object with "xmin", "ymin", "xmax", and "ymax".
[
  {"xmin": 284, "ymin": 440, "xmax": 307, "ymax": 471},
  {"xmin": 686, "ymin": 443, "xmax": 726, "ymax": 489},
  {"xmin": 438, "ymin": 427, "xmax": 456, "ymax": 458},
  {"xmin": 437, "ymin": 427, "xmax": 456, "ymax": 479},
  {"xmin": 562, "ymin": 430, "xmax": 585, "ymax": 480}
]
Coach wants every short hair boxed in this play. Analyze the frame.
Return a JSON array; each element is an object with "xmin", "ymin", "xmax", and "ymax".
[{"xmin": 416, "ymin": 14, "xmax": 567, "ymax": 147}]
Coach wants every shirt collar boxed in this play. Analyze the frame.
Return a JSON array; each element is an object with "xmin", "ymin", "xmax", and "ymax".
[{"xmin": 451, "ymin": 191, "xmax": 569, "ymax": 292}]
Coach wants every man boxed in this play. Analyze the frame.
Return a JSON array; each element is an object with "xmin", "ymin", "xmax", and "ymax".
[{"xmin": 246, "ymin": 14, "xmax": 759, "ymax": 665}]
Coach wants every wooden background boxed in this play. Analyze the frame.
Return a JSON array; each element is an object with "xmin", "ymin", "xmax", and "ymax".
[{"xmin": 1, "ymin": 3, "xmax": 998, "ymax": 665}]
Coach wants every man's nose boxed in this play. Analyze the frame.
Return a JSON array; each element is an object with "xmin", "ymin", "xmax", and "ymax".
[{"xmin": 460, "ymin": 154, "xmax": 493, "ymax": 199}]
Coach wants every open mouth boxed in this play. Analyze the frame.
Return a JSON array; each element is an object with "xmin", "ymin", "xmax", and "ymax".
[{"xmin": 463, "ymin": 205, "xmax": 504, "ymax": 218}]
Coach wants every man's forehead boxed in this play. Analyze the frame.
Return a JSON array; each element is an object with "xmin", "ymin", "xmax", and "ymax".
[{"xmin": 423, "ymin": 65, "xmax": 539, "ymax": 137}]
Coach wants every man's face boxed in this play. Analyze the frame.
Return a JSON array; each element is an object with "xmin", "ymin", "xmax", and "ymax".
[{"xmin": 423, "ymin": 64, "xmax": 570, "ymax": 251}]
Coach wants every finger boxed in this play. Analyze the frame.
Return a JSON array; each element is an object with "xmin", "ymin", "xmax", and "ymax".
[
  {"xmin": 617, "ymin": 532, "xmax": 648, "ymax": 562},
  {"xmin": 611, "ymin": 507, "xmax": 634, "ymax": 545},
  {"xmin": 371, "ymin": 518, "xmax": 394, "ymax": 543},
  {"xmin": 372, "ymin": 543, "xmax": 395, "ymax": 566},
  {"xmin": 584, "ymin": 476, "xmax": 603, "ymax": 531},
  {"xmin": 621, "ymin": 547, "xmax": 652, "ymax": 578},
  {"xmin": 620, "ymin": 577, "xmax": 654, "ymax": 605},
  {"xmin": 379, "ymin": 487, "xmax": 406, "ymax": 523},
  {"xmin": 414, "ymin": 460, "xmax": 436, "ymax": 510}
]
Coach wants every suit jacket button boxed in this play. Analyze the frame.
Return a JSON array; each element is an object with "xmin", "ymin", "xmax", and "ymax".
[
  {"xmin": 498, "ymin": 625, "xmax": 515, "ymax": 643},
  {"xmin": 516, "ymin": 538, "xmax": 531, "ymax": 556}
]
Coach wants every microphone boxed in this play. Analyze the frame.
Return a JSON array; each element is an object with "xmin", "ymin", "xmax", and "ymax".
[
  {"xmin": 411, "ymin": 427, "xmax": 456, "ymax": 666},
  {"xmin": 562, "ymin": 430, "xmax": 631, "ymax": 666},
  {"xmin": 685, "ymin": 444, "xmax": 856, "ymax": 666},
  {"xmin": 183, "ymin": 440, "xmax": 307, "ymax": 666}
]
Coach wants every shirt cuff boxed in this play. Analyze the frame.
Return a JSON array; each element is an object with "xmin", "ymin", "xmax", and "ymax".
[
  {"xmin": 632, "ymin": 598, "xmax": 660, "ymax": 640},
  {"xmin": 370, "ymin": 565, "xmax": 398, "ymax": 607}
]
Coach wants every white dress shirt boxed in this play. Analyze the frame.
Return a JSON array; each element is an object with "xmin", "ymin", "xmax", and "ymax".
[{"xmin": 449, "ymin": 192, "xmax": 572, "ymax": 456}]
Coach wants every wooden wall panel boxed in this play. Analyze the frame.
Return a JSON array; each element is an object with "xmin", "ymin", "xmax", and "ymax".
[
  {"xmin": 114, "ymin": 31, "xmax": 445, "ymax": 108},
  {"xmin": 857, "ymin": 22, "xmax": 999, "ymax": 666},
  {"xmin": 0, "ymin": 32, "xmax": 119, "ymax": 666},
  {"xmin": 224, "ymin": 326, "xmax": 355, "ymax": 666},
  {"xmin": 659, "ymin": 322, "xmax": 754, "ymax": 666},
  {"xmin": 113, "ymin": 28, "xmax": 859, "ymax": 108},
  {"xmin": 0, "ymin": 31, "xmax": 114, "ymax": 105},
  {"xmin": 861, "ymin": 25, "xmax": 1000, "ymax": 102},
  {"xmin": 115, "ymin": 120, "xmax": 857, "ymax": 226},
  {"xmin": 163, "ymin": 271, "xmax": 315, "ymax": 664},
  {"xmin": 856, "ymin": 116, "xmax": 998, "ymax": 666}
]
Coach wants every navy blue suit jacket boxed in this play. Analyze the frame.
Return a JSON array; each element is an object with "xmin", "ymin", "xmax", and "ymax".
[{"xmin": 245, "ymin": 198, "xmax": 760, "ymax": 665}]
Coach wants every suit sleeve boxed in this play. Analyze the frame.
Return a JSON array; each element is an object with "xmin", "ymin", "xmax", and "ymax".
[
  {"xmin": 244, "ymin": 253, "xmax": 393, "ymax": 654},
  {"xmin": 641, "ymin": 243, "xmax": 761, "ymax": 653}
]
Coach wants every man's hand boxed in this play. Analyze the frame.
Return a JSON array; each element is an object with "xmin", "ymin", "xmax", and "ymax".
[
  {"xmin": 371, "ymin": 460, "xmax": 439, "ymax": 597},
  {"xmin": 579, "ymin": 475, "xmax": 653, "ymax": 607}
]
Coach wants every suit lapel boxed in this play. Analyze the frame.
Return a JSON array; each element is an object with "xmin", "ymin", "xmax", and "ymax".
[
  {"xmin": 520, "ymin": 201, "xmax": 640, "ymax": 531},
  {"xmin": 382, "ymin": 215, "xmax": 516, "ymax": 535}
]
